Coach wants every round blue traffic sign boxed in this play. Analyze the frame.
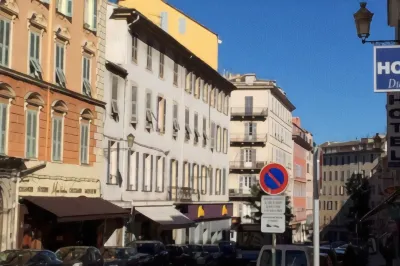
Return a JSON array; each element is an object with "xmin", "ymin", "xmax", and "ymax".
[{"xmin": 259, "ymin": 163, "xmax": 289, "ymax": 195}]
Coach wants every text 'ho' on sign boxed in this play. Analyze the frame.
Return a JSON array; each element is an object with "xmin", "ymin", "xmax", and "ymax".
[
  {"xmin": 259, "ymin": 163, "xmax": 289, "ymax": 195},
  {"xmin": 261, "ymin": 195, "xmax": 285, "ymax": 214},
  {"xmin": 374, "ymin": 46, "xmax": 400, "ymax": 92}
]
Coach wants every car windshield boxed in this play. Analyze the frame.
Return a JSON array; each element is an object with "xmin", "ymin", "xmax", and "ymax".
[
  {"xmin": 55, "ymin": 247, "xmax": 87, "ymax": 262},
  {"xmin": 203, "ymin": 246, "xmax": 219, "ymax": 253},
  {"xmin": 0, "ymin": 250, "xmax": 38, "ymax": 265},
  {"xmin": 102, "ymin": 248, "xmax": 137, "ymax": 259},
  {"xmin": 136, "ymin": 243, "xmax": 156, "ymax": 255}
]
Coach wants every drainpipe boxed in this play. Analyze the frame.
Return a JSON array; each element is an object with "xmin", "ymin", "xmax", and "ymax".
[{"xmin": 12, "ymin": 171, "xmax": 20, "ymax": 249}]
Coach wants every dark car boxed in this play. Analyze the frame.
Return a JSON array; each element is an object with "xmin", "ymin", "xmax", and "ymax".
[
  {"xmin": 55, "ymin": 246, "xmax": 103, "ymax": 266},
  {"xmin": 202, "ymin": 245, "xmax": 222, "ymax": 265},
  {"xmin": 166, "ymin": 245, "xmax": 192, "ymax": 266},
  {"xmin": 186, "ymin": 245, "xmax": 211, "ymax": 265},
  {"xmin": 0, "ymin": 250, "xmax": 62, "ymax": 266},
  {"xmin": 134, "ymin": 241, "xmax": 168, "ymax": 266},
  {"xmin": 101, "ymin": 247, "xmax": 151, "ymax": 266}
]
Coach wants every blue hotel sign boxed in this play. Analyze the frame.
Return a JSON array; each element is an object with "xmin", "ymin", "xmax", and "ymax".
[{"xmin": 374, "ymin": 46, "xmax": 400, "ymax": 92}]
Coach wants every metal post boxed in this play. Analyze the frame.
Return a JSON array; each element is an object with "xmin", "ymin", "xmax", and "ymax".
[
  {"xmin": 313, "ymin": 146, "xmax": 320, "ymax": 266},
  {"xmin": 272, "ymin": 233, "xmax": 276, "ymax": 266}
]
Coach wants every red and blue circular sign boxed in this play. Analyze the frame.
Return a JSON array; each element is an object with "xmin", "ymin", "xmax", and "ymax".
[{"xmin": 259, "ymin": 163, "xmax": 289, "ymax": 195}]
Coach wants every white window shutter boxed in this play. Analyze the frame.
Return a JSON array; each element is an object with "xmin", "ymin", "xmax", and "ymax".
[
  {"xmin": 67, "ymin": 0, "xmax": 73, "ymax": 17},
  {"xmin": 92, "ymin": 0, "xmax": 97, "ymax": 31},
  {"xmin": 0, "ymin": 104, "xmax": 6, "ymax": 154},
  {"xmin": 131, "ymin": 86, "xmax": 137, "ymax": 123},
  {"xmin": 160, "ymin": 12, "xmax": 168, "ymax": 31}
]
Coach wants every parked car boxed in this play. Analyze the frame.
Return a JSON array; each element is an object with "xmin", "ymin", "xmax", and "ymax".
[
  {"xmin": 186, "ymin": 244, "xmax": 211, "ymax": 265},
  {"xmin": 217, "ymin": 241, "xmax": 237, "ymax": 265},
  {"xmin": 101, "ymin": 246, "xmax": 151, "ymax": 266},
  {"xmin": 0, "ymin": 249, "xmax": 62, "ymax": 266},
  {"xmin": 202, "ymin": 245, "xmax": 222, "ymax": 265},
  {"xmin": 166, "ymin": 245, "xmax": 193, "ymax": 266},
  {"xmin": 134, "ymin": 241, "xmax": 169, "ymax": 266},
  {"xmin": 55, "ymin": 246, "xmax": 103, "ymax": 266}
]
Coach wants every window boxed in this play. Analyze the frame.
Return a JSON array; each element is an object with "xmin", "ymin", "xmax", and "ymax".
[
  {"xmin": 194, "ymin": 112, "xmax": 199, "ymax": 145},
  {"xmin": 334, "ymin": 171, "xmax": 338, "ymax": 180},
  {"xmin": 80, "ymin": 123, "xmax": 89, "ymax": 164},
  {"xmin": 111, "ymin": 75, "xmax": 119, "ymax": 115},
  {"xmin": 107, "ymin": 141, "xmax": 119, "ymax": 184},
  {"xmin": 157, "ymin": 96, "xmax": 166, "ymax": 133},
  {"xmin": 370, "ymin": 154, "xmax": 374, "ymax": 163},
  {"xmin": 52, "ymin": 116, "xmax": 63, "ymax": 161},
  {"xmin": 295, "ymin": 164, "xmax": 302, "ymax": 177},
  {"xmin": 183, "ymin": 161, "xmax": 190, "ymax": 187},
  {"xmin": 145, "ymin": 91, "xmax": 152, "ymax": 130},
  {"xmin": 323, "ymin": 172, "xmax": 326, "ymax": 181},
  {"xmin": 192, "ymin": 164, "xmax": 199, "ymax": 192},
  {"xmin": 173, "ymin": 62, "xmax": 179, "ymax": 86},
  {"xmin": 0, "ymin": 103, "xmax": 6, "ymax": 154},
  {"xmin": 178, "ymin": 17, "xmax": 186, "ymax": 34},
  {"xmin": 172, "ymin": 102, "xmax": 179, "ymax": 138},
  {"xmin": 185, "ymin": 71, "xmax": 194, "ymax": 93},
  {"xmin": 57, "ymin": 0, "xmax": 73, "ymax": 17},
  {"xmin": 259, "ymin": 249, "xmax": 282, "ymax": 266},
  {"xmin": 156, "ymin": 156, "xmax": 165, "ymax": 192},
  {"xmin": 341, "ymin": 171, "xmax": 344, "ymax": 181},
  {"xmin": 209, "ymin": 167, "xmax": 213, "ymax": 195},
  {"xmin": 329, "ymin": 171, "xmax": 332, "ymax": 181},
  {"xmin": 202, "ymin": 117, "xmax": 207, "ymax": 147},
  {"xmin": 222, "ymin": 169, "xmax": 226, "ymax": 195},
  {"xmin": 170, "ymin": 159, "xmax": 179, "ymax": 197},
  {"xmin": 215, "ymin": 169, "xmax": 221, "ymax": 194},
  {"xmin": 84, "ymin": 0, "xmax": 97, "ymax": 31},
  {"xmin": 184, "ymin": 108, "xmax": 191, "ymax": 141},
  {"xmin": 203, "ymin": 83, "xmax": 209, "ymax": 103},
  {"xmin": 26, "ymin": 110, "xmax": 38, "ymax": 158},
  {"xmin": 146, "ymin": 44, "xmax": 152, "ymax": 70},
  {"xmin": 0, "ymin": 19, "xmax": 10, "ymax": 67},
  {"xmin": 55, "ymin": 43, "xmax": 66, "ymax": 87},
  {"xmin": 201, "ymin": 165, "xmax": 207, "ymax": 194},
  {"xmin": 29, "ymin": 31, "xmax": 42, "ymax": 79},
  {"xmin": 82, "ymin": 56, "xmax": 91, "ymax": 96},
  {"xmin": 216, "ymin": 125, "xmax": 221, "ymax": 152},
  {"xmin": 160, "ymin": 12, "xmax": 168, "ymax": 31},
  {"xmin": 130, "ymin": 85, "xmax": 137, "ymax": 124},
  {"xmin": 143, "ymin": 154, "xmax": 152, "ymax": 191},
  {"xmin": 131, "ymin": 36, "xmax": 138, "ymax": 62},
  {"xmin": 306, "ymin": 163, "xmax": 309, "ymax": 173},
  {"xmin": 127, "ymin": 151, "xmax": 139, "ymax": 191},
  {"xmin": 210, "ymin": 121, "xmax": 215, "ymax": 150},
  {"xmin": 223, "ymin": 128, "xmax": 228, "ymax": 154},
  {"xmin": 159, "ymin": 52, "xmax": 164, "ymax": 78}
]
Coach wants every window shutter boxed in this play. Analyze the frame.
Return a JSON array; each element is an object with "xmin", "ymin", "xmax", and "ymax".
[
  {"xmin": 178, "ymin": 17, "xmax": 186, "ymax": 34},
  {"xmin": 112, "ymin": 76, "xmax": 118, "ymax": 101},
  {"xmin": 131, "ymin": 86, "xmax": 137, "ymax": 122},
  {"xmin": 239, "ymin": 176, "xmax": 243, "ymax": 188},
  {"xmin": 252, "ymin": 175, "xmax": 257, "ymax": 186},
  {"xmin": 173, "ymin": 104, "xmax": 178, "ymax": 120},
  {"xmin": 92, "ymin": 0, "xmax": 97, "ymax": 31},
  {"xmin": 146, "ymin": 92, "xmax": 151, "ymax": 109},
  {"xmin": 57, "ymin": 0, "xmax": 63, "ymax": 11},
  {"xmin": 210, "ymin": 122, "xmax": 215, "ymax": 148},
  {"xmin": 52, "ymin": 119, "xmax": 59, "ymax": 160},
  {"xmin": 160, "ymin": 12, "xmax": 168, "ymax": 31},
  {"xmin": 252, "ymin": 149, "xmax": 256, "ymax": 165},
  {"xmin": 253, "ymin": 122, "xmax": 257, "ymax": 136},
  {"xmin": 222, "ymin": 169, "xmax": 226, "ymax": 194},
  {"xmin": 67, "ymin": 0, "xmax": 73, "ymax": 17},
  {"xmin": 0, "ymin": 104, "xmax": 6, "ymax": 154},
  {"xmin": 0, "ymin": 20, "xmax": 10, "ymax": 67},
  {"xmin": 31, "ymin": 111, "xmax": 37, "ymax": 157},
  {"xmin": 245, "ymin": 122, "xmax": 249, "ymax": 136},
  {"xmin": 209, "ymin": 168, "xmax": 213, "ymax": 195},
  {"xmin": 163, "ymin": 99, "xmax": 166, "ymax": 131},
  {"xmin": 84, "ymin": 0, "xmax": 89, "ymax": 24},
  {"xmin": 240, "ymin": 149, "xmax": 244, "ymax": 162}
]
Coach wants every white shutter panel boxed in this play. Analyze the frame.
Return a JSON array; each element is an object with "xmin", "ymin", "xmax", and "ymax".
[
  {"xmin": 131, "ymin": 86, "xmax": 137, "ymax": 123},
  {"xmin": 67, "ymin": 0, "xmax": 73, "ymax": 17},
  {"xmin": 31, "ymin": 111, "xmax": 37, "ymax": 158},
  {"xmin": 0, "ymin": 104, "xmax": 6, "ymax": 154},
  {"xmin": 92, "ymin": 0, "xmax": 97, "ymax": 31}
]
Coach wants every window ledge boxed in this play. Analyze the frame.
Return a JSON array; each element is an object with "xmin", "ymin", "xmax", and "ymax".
[
  {"xmin": 126, "ymin": 189, "xmax": 138, "ymax": 192},
  {"xmin": 51, "ymin": 160, "xmax": 63, "ymax": 164},
  {"xmin": 106, "ymin": 182, "xmax": 118, "ymax": 186}
]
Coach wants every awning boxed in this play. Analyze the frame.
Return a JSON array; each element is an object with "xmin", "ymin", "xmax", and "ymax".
[
  {"xmin": 22, "ymin": 196, "xmax": 129, "ymax": 223},
  {"xmin": 359, "ymin": 189, "xmax": 400, "ymax": 222},
  {"xmin": 135, "ymin": 206, "xmax": 195, "ymax": 230}
]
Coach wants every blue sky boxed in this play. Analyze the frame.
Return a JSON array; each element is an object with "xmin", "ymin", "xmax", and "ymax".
[{"xmin": 168, "ymin": 0, "xmax": 392, "ymax": 144}]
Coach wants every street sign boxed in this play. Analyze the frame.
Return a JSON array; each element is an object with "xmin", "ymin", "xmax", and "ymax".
[
  {"xmin": 261, "ymin": 195, "xmax": 285, "ymax": 214},
  {"xmin": 261, "ymin": 214, "xmax": 285, "ymax": 233},
  {"xmin": 259, "ymin": 163, "xmax": 288, "ymax": 195},
  {"xmin": 374, "ymin": 46, "xmax": 400, "ymax": 92}
]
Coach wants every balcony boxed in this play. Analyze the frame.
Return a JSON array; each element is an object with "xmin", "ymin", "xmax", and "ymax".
[
  {"xmin": 294, "ymin": 208, "xmax": 307, "ymax": 222},
  {"xmin": 231, "ymin": 107, "xmax": 268, "ymax": 121},
  {"xmin": 292, "ymin": 131, "xmax": 313, "ymax": 151},
  {"xmin": 229, "ymin": 188, "xmax": 253, "ymax": 199},
  {"xmin": 230, "ymin": 134, "xmax": 267, "ymax": 147},
  {"xmin": 168, "ymin": 186, "xmax": 192, "ymax": 202},
  {"xmin": 229, "ymin": 161, "xmax": 267, "ymax": 173}
]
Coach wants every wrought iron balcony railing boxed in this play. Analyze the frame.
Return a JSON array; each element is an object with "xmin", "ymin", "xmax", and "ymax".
[
  {"xmin": 292, "ymin": 131, "xmax": 313, "ymax": 151},
  {"xmin": 229, "ymin": 161, "xmax": 266, "ymax": 169},
  {"xmin": 231, "ymin": 107, "xmax": 268, "ymax": 117},
  {"xmin": 230, "ymin": 134, "xmax": 267, "ymax": 143},
  {"xmin": 229, "ymin": 188, "xmax": 253, "ymax": 197},
  {"xmin": 168, "ymin": 186, "xmax": 192, "ymax": 202}
]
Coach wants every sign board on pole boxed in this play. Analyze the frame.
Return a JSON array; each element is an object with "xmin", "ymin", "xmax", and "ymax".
[
  {"xmin": 387, "ymin": 93, "xmax": 400, "ymax": 168},
  {"xmin": 261, "ymin": 195, "xmax": 285, "ymax": 214},
  {"xmin": 259, "ymin": 163, "xmax": 289, "ymax": 195},
  {"xmin": 261, "ymin": 214, "xmax": 285, "ymax": 233},
  {"xmin": 374, "ymin": 46, "xmax": 400, "ymax": 92}
]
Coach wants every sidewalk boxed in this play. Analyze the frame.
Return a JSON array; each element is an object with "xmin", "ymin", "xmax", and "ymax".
[{"xmin": 368, "ymin": 253, "xmax": 400, "ymax": 266}]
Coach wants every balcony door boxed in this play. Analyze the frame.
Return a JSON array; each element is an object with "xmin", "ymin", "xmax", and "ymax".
[
  {"xmin": 245, "ymin": 122, "xmax": 257, "ymax": 141},
  {"xmin": 239, "ymin": 175, "xmax": 257, "ymax": 194},
  {"xmin": 244, "ymin": 96, "xmax": 253, "ymax": 115},
  {"xmin": 241, "ymin": 148, "xmax": 256, "ymax": 167}
]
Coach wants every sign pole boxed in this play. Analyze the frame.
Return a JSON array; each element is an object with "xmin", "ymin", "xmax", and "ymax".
[
  {"xmin": 272, "ymin": 233, "xmax": 276, "ymax": 266},
  {"xmin": 313, "ymin": 147, "xmax": 320, "ymax": 266}
]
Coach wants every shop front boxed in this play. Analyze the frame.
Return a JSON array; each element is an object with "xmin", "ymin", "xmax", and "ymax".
[{"xmin": 176, "ymin": 203, "xmax": 233, "ymax": 244}]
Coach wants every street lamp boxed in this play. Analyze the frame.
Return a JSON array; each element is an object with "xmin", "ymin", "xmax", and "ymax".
[
  {"xmin": 127, "ymin": 134, "xmax": 135, "ymax": 150},
  {"xmin": 354, "ymin": 2, "xmax": 398, "ymax": 45}
]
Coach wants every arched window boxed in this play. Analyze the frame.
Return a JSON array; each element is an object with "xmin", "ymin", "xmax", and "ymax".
[
  {"xmin": 79, "ymin": 108, "xmax": 93, "ymax": 165},
  {"xmin": 51, "ymin": 100, "xmax": 68, "ymax": 162},
  {"xmin": 0, "ymin": 83, "xmax": 14, "ymax": 155},
  {"xmin": 24, "ymin": 92, "xmax": 45, "ymax": 159}
]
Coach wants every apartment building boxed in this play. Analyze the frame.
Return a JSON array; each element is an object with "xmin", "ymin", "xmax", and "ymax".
[
  {"xmin": 319, "ymin": 134, "xmax": 385, "ymax": 241},
  {"xmin": 0, "ymin": 0, "xmax": 130, "ymax": 250},
  {"xmin": 103, "ymin": 4, "xmax": 235, "ymax": 245},
  {"xmin": 291, "ymin": 117, "xmax": 313, "ymax": 243},
  {"xmin": 227, "ymin": 73, "xmax": 295, "ymax": 229},
  {"xmin": 115, "ymin": 0, "xmax": 219, "ymax": 69}
]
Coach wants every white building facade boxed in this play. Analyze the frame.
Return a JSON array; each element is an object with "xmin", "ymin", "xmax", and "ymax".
[
  {"xmin": 103, "ymin": 4, "xmax": 235, "ymax": 245},
  {"xmin": 227, "ymin": 74, "xmax": 295, "ymax": 236}
]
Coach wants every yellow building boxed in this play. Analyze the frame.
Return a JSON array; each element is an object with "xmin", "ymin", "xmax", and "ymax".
[{"xmin": 119, "ymin": 0, "xmax": 219, "ymax": 69}]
